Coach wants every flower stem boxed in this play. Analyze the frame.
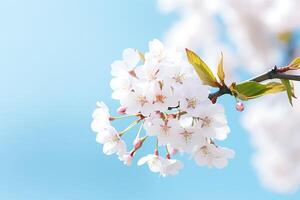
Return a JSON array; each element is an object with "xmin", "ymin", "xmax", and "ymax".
[
  {"xmin": 119, "ymin": 119, "xmax": 142, "ymax": 136},
  {"xmin": 131, "ymin": 135, "xmax": 148, "ymax": 156},
  {"xmin": 110, "ymin": 114, "xmax": 138, "ymax": 120}
]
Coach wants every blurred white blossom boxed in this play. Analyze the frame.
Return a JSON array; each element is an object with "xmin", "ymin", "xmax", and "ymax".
[
  {"xmin": 243, "ymin": 82, "xmax": 300, "ymax": 193},
  {"xmin": 158, "ymin": 0, "xmax": 300, "ymax": 74}
]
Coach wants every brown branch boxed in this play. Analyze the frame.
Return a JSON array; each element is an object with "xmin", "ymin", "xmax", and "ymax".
[
  {"xmin": 208, "ymin": 66, "xmax": 300, "ymax": 102},
  {"xmin": 208, "ymin": 86, "xmax": 232, "ymax": 103},
  {"xmin": 250, "ymin": 66, "xmax": 300, "ymax": 82}
]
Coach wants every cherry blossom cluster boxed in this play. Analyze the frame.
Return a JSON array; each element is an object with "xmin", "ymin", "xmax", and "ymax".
[{"xmin": 91, "ymin": 39, "xmax": 234, "ymax": 176}]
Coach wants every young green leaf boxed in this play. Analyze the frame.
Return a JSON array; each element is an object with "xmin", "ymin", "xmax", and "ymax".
[
  {"xmin": 264, "ymin": 82, "xmax": 286, "ymax": 94},
  {"xmin": 231, "ymin": 81, "xmax": 285, "ymax": 101},
  {"xmin": 281, "ymin": 79, "xmax": 296, "ymax": 106},
  {"xmin": 232, "ymin": 81, "xmax": 266, "ymax": 101},
  {"xmin": 288, "ymin": 57, "xmax": 300, "ymax": 70},
  {"xmin": 217, "ymin": 52, "xmax": 225, "ymax": 84},
  {"xmin": 186, "ymin": 48, "xmax": 220, "ymax": 88}
]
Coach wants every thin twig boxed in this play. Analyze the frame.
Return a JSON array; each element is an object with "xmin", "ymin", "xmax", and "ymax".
[{"xmin": 208, "ymin": 86, "xmax": 232, "ymax": 103}]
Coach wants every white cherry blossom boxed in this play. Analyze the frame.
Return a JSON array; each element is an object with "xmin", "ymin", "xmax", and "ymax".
[
  {"xmin": 179, "ymin": 83, "xmax": 210, "ymax": 116},
  {"xmin": 96, "ymin": 126, "xmax": 126, "ymax": 156},
  {"xmin": 192, "ymin": 143, "xmax": 235, "ymax": 169},
  {"xmin": 194, "ymin": 102, "xmax": 229, "ymax": 139},
  {"xmin": 111, "ymin": 48, "xmax": 140, "ymax": 77},
  {"xmin": 144, "ymin": 117, "xmax": 181, "ymax": 146},
  {"xmin": 110, "ymin": 48, "xmax": 140, "ymax": 100},
  {"xmin": 171, "ymin": 125, "xmax": 206, "ymax": 153},
  {"xmin": 160, "ymin": 159, "xmax": 184, "ymax": 177},
  {"xmin": 120, "ymin": 82, "xmax": 153, "ymax": 116},
  {"xmin": 138, "ymin": 154, "xmax": 184, "ymax": 177},
  {"xmin": 149, "ymin": 82, "xmax": 178, "ymax": 112},
  {"xmin": 91, "ymin": 102, "xmax": 111, "ymax": 133},
  {"xmin": 138, "ymin": 154, "xmax": 163, "ymax": 174},
  {"xmin": 146, "ymin": 39, "xmax": 166, "ymax": 61},
  {"xmin": 110, "ymin": 77, "xmax": 132, "ymax": 100}
]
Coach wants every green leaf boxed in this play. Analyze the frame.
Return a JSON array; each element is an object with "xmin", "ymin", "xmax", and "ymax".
[
  {"xmin": 281, "ymin": 79, "xmax": 295, "ymax": 106},
  {"xmin": 288, "ymin": 57, "xmax": 300, "ymax": 70},
  {"xmin": 217, "ymin": 52, "xmax": 225, "ymax": 84},
  {"xmin": 231, "ymin": 81, "xmax": 286, "ymax": 101},
  {"xmin": 186, "ymin": 48, "xmax": 220, "ymax": 88},
  {"xmin": 264, "ymin": 82, "xmax": 286, "ymax": 94}
]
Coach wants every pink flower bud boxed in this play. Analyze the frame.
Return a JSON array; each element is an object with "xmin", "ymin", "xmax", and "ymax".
[
  {"xmin": 166, "ymin": 153, "xmax": 171, "ymax": 159},
  {"xmin": 154, "ymin": 149, "xmax": 159, "ymax": 156},
  {"xmin": 117, "ymin": 106, "xmax": 127, "ymax": 115},
  {"xmin": 235, "ymin": 102, "xmax": 244, "ymax": 112},
  {"xmin": 128, "ymin": 70, "xmax": 137, "ymax": 78},
  {"xmin": 133, "ymin": 138, "xmax": 143, "ymax": 149}
]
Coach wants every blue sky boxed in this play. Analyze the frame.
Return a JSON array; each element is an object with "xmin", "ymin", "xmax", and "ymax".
[{"xmin": 0, "ymin": 0, "xmax": 299, "ymax": 199}]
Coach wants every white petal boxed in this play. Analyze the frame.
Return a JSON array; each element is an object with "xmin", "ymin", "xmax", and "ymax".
[
  {"xmin": 137, "ymin": 155, "xmax": 153, "ymax": 166},
  {"xmin": 194, "ymin": 156, "xmax": 207, "ymax": 167},
  {"xmin": 213, "ymin": 158, "xmax": 228, "ymax": 169},
  {"xmin": 149, "ymin": 39, "xmax": 164, "ymax": 55},
  {"xmin": 148, "ymin": 158, "xmax": 162, "ymax": 173},
  {"xmin": 91, "ymin": 119, "xmax": 109, "ymax": 133},
  {"xmin": 123, "ymin": 48, "xmax": 140, "ymax": 68},
  {"xmin": 111, "ymin": 60, "xmax": 127, "ymax": 77},
  {"xmin": 96, "ymin": 132, "xmax": 109, "ymax": 144},
  {"xmin": 103, "ymin": 142, "xmax": 117, "ymax": 155}
]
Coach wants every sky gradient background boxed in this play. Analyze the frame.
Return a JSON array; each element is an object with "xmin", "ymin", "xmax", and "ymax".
[{"xmin": 0, "ymin": 0, "xmax": 299, "ymax": 199}]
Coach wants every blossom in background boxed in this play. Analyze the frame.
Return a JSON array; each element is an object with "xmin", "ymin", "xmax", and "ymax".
[
  {"xmin": 91, "ymin": 39, "xmax": 234, "ymax": 176},
  {"xmin": 157, "ymin": 0, "xmax": 300, "ymax": 192},
  {"xmin": 242, "ymin": 83, "xmax": 300, "ymax": 193},
  {"xmin": 158, "ymin": 0, "xmax": 300, "ymax": 74}
]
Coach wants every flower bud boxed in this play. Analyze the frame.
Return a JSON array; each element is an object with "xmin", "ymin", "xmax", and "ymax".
[
  {"xmin": 154, "ymin": 149, "xmax": 159, "ymax": 156},
  {"xmin": 133, "ymin": 138, "xmax": 143, "ymax": 149},
  {"xmin": 166, "ymin": 153, "xmax": 171, "ymax": 159},
  {"xmin": 128, "ymin": 70, "xmax": 137, "ymax": 78},
  {"xmin": 117, "ymin": 106, "xmax": 127, "ymax": 115},
  {"xmin": 235, "ymin": 102, "xmax": 244, "ymax": 112}
]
